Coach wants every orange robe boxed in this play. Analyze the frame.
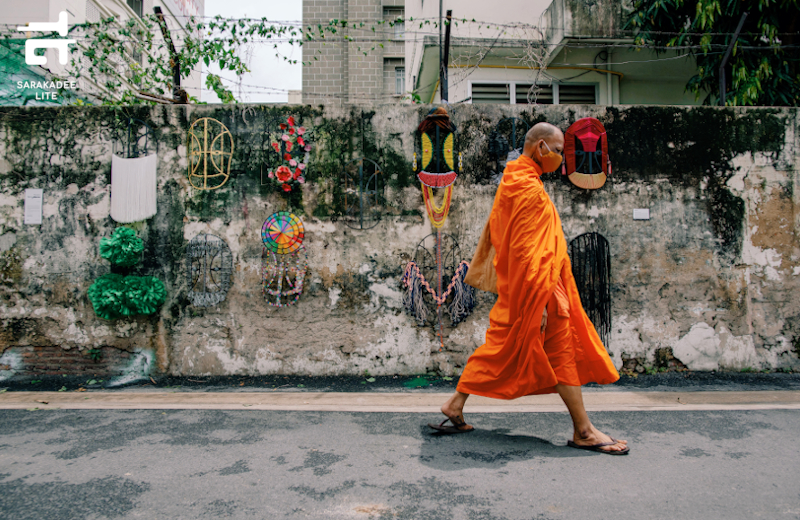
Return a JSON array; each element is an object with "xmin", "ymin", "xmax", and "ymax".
[{"xmin": 457, "ymin": 155, "xmax": 619, "ymax": 399}]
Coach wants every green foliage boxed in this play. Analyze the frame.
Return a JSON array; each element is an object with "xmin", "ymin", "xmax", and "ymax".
[
  {"xmin": 87, "ymin": 348, "xmax": 103, "ymax": 361},
  {"xmin": 60, "ymin": 14, "xmax": 475, "ymax": 105},
  {"xmin": 88, "ymin": 273, "xmax": 167, "ymax": 320},
  {"xmin": 99, "ymin": 227, "xmax": 143, "ymax": 267},
  {"xmin": 626, "ymin": 0, "xmax": 800, "ymax": 106}
]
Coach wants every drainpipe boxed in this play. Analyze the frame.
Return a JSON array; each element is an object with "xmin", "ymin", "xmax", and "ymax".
[{"xmin": 606, "ymin": 49, "xmax": 613, "ymax": 105}]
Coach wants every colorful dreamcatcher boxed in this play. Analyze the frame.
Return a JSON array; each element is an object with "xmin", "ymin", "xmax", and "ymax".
[
  {"xmin": 413, "ymin": 107, "xmax": 462, "ymax": 228},
  {"xmin": 261, "ymin": 211, "xmax": 308, "ymax": 307}
]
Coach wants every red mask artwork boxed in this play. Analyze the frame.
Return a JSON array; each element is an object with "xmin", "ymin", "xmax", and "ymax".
[{"xmin": 562, "ymin": 117, "xmax": 611, "ymax": 189}]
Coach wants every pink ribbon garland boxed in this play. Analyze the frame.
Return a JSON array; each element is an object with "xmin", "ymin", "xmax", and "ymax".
[{"xmin": 402, "ymin": 260, "xmax": 470, "ymax": 305}]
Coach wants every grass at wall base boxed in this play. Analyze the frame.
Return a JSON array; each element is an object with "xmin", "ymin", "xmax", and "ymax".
[{"xmin": 88, "ymin": 227, "xmax": 166, "ymax": 320}]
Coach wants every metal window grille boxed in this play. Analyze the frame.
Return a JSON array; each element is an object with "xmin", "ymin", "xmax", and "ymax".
[
  {"xmin": 515, "ymin": 83, "xmax": 554, "ymax": 105},
  {"xmin": 471, "ymin": 83, "xmax": 510, "ymax": 104},
  {"xmin": 86, "ymin": 0, "xmax": 101, "ymax": 23},
  {"xmin": 558, "ymin": 84, "xmax": 596, "ymax": 104},
  {"xmin": 395, "ymin": 67, "xmax": 405, "ymax": 95}
]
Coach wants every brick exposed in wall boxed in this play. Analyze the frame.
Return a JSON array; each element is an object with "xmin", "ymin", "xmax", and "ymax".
[{"xmin": 11, "ymin": 346, "xmax": 132, "ymax": 376}]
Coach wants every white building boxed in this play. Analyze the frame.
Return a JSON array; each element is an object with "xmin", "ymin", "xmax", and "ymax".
[
  {"xmin": 405, "ymin": 0, "xmax": 703, "ymax": 105},
  {"xmin": 0, "ymin": 0, "xmax": 203, "ymax": 104}
]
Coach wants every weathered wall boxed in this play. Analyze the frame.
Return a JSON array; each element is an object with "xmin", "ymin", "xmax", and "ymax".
[{"xmin": 0, "ymin": 103, "xmax": 798, "ymax": 381}]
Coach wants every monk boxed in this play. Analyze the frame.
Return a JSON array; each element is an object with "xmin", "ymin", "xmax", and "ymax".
[{"xmin": 429, "ymin": 122, "xmax": 629, "ymax": 455}]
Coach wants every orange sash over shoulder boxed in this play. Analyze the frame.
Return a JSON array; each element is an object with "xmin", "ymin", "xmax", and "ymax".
[{"xmin": 457, "ymin": 155, "xmax": 619, "ymax": 399}]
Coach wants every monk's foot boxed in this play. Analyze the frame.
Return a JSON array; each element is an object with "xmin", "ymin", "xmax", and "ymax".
[
  {"xmin": 440, "ymin": 400, "xmax": 472, "ymax": 431},
  {"xmin": 573, "ymin": 426, "xmax": 628, "ymax": 453}
]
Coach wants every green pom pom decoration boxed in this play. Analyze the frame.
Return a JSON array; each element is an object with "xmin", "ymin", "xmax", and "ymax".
[
  {"xmin": 99, "ymin": 227, "xmax": 143, "ymax": 267},
  {"xmin": 88, "ymin": 274, "xmax": 167, "ymax": 320},
  {"xmin": 90, "ymin": 227, "xmax": 166, "ymax": 320}
]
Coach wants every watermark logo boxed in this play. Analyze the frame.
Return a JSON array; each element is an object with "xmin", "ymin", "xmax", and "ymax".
[{"xmin": 16, "ymin": 11, "xmax": 76, "ymax": 66}]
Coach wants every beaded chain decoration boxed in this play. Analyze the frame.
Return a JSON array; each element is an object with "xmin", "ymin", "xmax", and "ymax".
[
  {"xmin": 422, "ymin": 185, "xmax": 453, "ymax": 229},
  {"xmin": 261, "ymin": 212, "xmax": 308, "ymax": 307},
  {"xmin": 401, "ymin": 231, "xmax": 475, "ymax": 349}
]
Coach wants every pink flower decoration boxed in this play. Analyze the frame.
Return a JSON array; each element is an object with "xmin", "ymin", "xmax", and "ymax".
[
  {"xmin": 304, "ymin": 145, "xmax": 311, "ymax": 152},
  {"xmin": 297, "ymin": 127, "xmax": 306, "ymax": 135},
  {"xmin": 281, "ymin": 134, "xmax": 290, "ymax": 142},
  {"xmin": 289, "ymin": 159, "xmax": 297, "ymax": 167},
  {"xmin": 298, "ymin": 163, "xmax": 306, "ymax": 171},
  {"xmin": 268, "ymin": 171, "xmax": 274, "ymax": 178},
  {"xmin": 297, "ymin": 177, "xmax": 305, "ymax": 184}
]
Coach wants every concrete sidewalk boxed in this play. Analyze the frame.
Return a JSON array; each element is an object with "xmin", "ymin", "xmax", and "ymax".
[{"xmin": 2, "ymin": 389, "xmax": 800, "ymax": 411}]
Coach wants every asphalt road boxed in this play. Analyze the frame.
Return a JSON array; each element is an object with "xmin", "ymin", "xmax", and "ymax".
[{"xmin": 1, "ymin": 407, "xmax": 799, "ymax": 520}]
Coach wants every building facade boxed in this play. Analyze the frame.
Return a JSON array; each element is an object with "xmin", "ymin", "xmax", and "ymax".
[
  {"xmin": 302, "ymin": 0, "xmax": 405, "ymax": 105},
  {"xmin": 405, "ymin": 0, "xmax": 704, "ymax": 106}
]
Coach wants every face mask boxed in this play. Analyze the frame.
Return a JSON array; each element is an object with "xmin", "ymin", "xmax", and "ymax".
[{"xmin": 538, "ymin": 141, "xmax": 563, "ymax": 173}]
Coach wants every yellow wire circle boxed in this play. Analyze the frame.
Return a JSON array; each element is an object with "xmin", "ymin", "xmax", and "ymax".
[{"xmin": 187, "ymin": 117, "xmax": 234, "ymax": 190}]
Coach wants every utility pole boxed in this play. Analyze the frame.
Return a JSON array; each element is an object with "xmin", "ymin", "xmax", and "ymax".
[
  {"xmin": 719, "ymin": 11, "xmax": 748, "ymax": 106},
  {"xmin": 153, "ymin": 6, "xmax": 184, "ymax": 103},
  {"xmin": 440, "ymin": 10, "xmax": 452, "ymax": 102},
  {"xmin": 438, "ymin": 0, "xmax": 442, "ymax": 102}
]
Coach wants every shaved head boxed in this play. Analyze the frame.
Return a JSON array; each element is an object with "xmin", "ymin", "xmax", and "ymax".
[
  {"xmin": 524, "ymin": 122, "xmax": 560, "ymax": 148},
  {"xmin": 523, "ymin": 122, "xmax": 565, "ymax": 166}
]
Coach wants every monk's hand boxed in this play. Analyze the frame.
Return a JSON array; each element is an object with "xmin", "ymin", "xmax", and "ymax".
[{"xmin": 541, "ymin": 307, "xmax": 548, "ymax": 334}]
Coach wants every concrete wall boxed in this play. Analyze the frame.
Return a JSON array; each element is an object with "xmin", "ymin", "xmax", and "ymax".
[{"xmin": 0, "ymin": 103, "xmax": 798, "ymax": 382}]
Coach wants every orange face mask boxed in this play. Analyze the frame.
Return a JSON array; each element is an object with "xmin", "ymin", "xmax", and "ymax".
[{"xmin": 538, "ymin": 140, "xmax": 563, "ymax": 173}]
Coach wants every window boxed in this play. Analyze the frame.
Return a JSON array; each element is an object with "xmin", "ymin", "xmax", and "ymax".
[
  {"xmin": 396, "ymin": 67, "xmax": 405, "ymax": 95},
  {"xmin": 558, "ymin": 84, "xmax": 597, "ymax": 104},
  {"xmin": 471, "ymin": 83, "xmax": 510, "ymax": 104},
  {"xmin": 126, "ymin": 0, "xmax": 143, "ymax": 18},
  {"xmin": 470, "ymin": 82, "xmax": 596, "ymax": 104},
  {"xmin": 383, "ymin": 8, "xmax": 405, "ymax": 40},
  {"xmin": 515, "ymin": 84, "xmax": 553, "ymax": 104}
]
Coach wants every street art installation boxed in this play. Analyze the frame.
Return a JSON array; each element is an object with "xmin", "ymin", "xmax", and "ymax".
[
  {"xmin": 402, "ymin": 233, "xmax": 475, "ymax": 350},
  {"xmin": 261, "ymin": 211, "xmax": 308, "ymax": 307},
  {"xmin": 562, "ymin": 117, "xmax": 611, "ymax": 190},
  {"xmin": 110, "ymin": 118, "xmax": 157, "ymax": 223},
  {"xmin": 261, "ymin": 116, "xmax": 309, "ymax": 194},
  {"xmin": 88, "ymin": 227, "xmax": 166, "ymax": 320},
  {"xmin": 487, "ymin": 117, "xmax": 529, "ymax": 184},
  {"xmin": 187, "ymin": 117, "xmax": 234, "ymax": 190},
  {"xmin": 341, "ymin": 157, "xmax": 383, "ymax": 230},
  {"xmin": 414, "ymin": 107, "xmax": 463, "ymax": 228},
  {"xmin": 186, "ymin": 234, "xmax": 233, "ymax": 307},
  {"xmin": 406, "ymin": 107, "xmax": 473, "ymax": 347},
  {"xmin": 568, "ymin": 232, "xmax": 612, "ymax": 347}
]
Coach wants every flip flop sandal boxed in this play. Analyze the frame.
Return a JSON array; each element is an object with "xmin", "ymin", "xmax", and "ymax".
[
  {"xmin": 427, "ymin": 416, "xmax": 475, "ymax": 434},
  {"xmin": 567, "ymin": 439, "xmax": 630, "ymax": 455}
]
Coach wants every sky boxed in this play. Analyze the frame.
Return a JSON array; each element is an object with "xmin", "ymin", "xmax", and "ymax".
[{"xmin": 200, "ymin": 0, "xmax": 303, "ymax": 103}]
